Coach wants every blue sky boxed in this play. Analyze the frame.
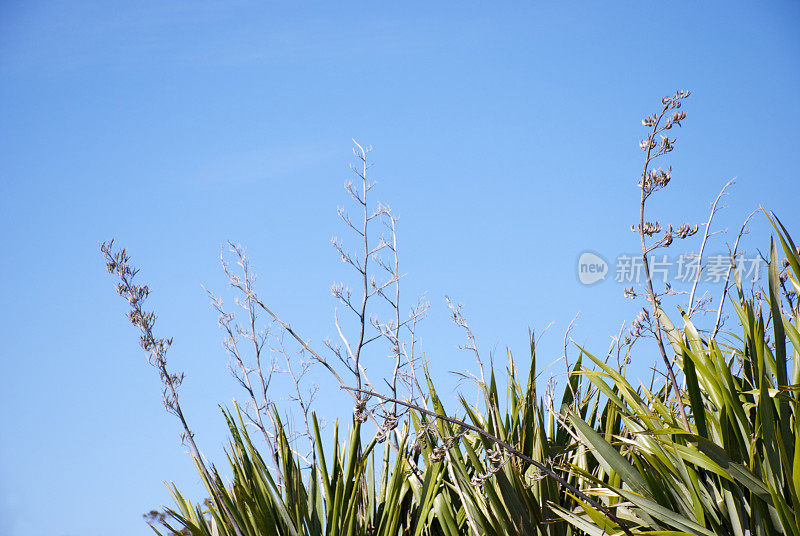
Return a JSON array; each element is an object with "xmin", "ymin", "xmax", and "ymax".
[{"xmin": 1, "ymin": 1, "xmax": 799, "ymax": 534}]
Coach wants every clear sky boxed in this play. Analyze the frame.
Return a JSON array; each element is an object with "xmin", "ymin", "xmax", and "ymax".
[{"xmin": 1, "ymin": 1, "xmax": 799, "ymax": 535}]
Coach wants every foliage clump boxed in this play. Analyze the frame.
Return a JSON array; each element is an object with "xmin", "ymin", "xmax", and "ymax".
[{"xmin": 103, "ymin": 94, "xmax": 800, "ymax": 535}]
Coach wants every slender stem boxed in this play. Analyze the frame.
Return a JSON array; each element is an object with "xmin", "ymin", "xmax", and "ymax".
[
  {"xmin": 713, "ymin": 209, "xmax": 757, "ymax": 338},
  {"xmin": 687, "ymin": 179, "xmax": 735, "ymax": 316},
  {"xmin": 102, "ymin": 242, "xmax": 246, "ymax": 536},
  {"xmin": 389, "ymin": 214, "xmax": 402, "ymax": 416},
  {"xmin": 353, "ymin": 141, "xmax": 370, "ymax": 395},
  {"xmin": 638, "ymin": 107, "xmax": 690, "ymax": 430}
]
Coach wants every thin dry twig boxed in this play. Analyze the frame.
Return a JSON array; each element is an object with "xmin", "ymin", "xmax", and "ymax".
[
  {"xmin": 712, "ymin": 209, "xmax": 758, "ymax": 338},
  {"xmin": 206, "ymin": 279, "xmax": 284, "ymax": 478},
  {"xmin": 687, "ymin": 179, "xmax": 736, "ymax": 317},
  {"xmin": 446, "ymin": 296, "xmax": 486, "ymax": 385},
  {"xmin": 215, "ymin": 242, "xmax": 322, "ymax": 470}
]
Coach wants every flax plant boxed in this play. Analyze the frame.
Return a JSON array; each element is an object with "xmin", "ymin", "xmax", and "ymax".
[
  {"xmin": 556, "ymin": 216, "xmax": 799, "ymax": 534},
  {"xmin": 101, "ymin": 92, "xmax": 799, "ymax": 536}
]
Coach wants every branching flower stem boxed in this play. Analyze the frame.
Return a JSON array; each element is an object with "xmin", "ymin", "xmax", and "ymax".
[
  {"xmin": 637, "ymin": 96, "xmax": 691, "ymax": 430},
  {"xmin": 232, "ymin": 282, "xmax": 351, "ymax": 396},
  {"xmin": 101, "ymin": 242, "xmax": 245, "ymax": 536},
  {"xmin": 353, "ymin": 140, "xmax": 371, "ymax": 395}
]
